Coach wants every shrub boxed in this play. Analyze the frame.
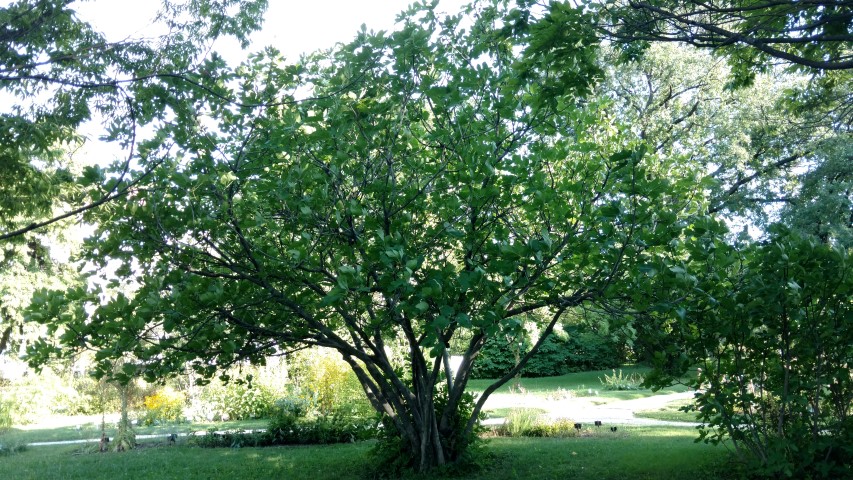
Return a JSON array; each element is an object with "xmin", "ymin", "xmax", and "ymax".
[
  {"xmin": 142, "ymin": 387, "xmax": 185, "ymax": 425},
  {"xmin": 295, "ymin": 350, "xmax": 372, "ymax": 416},
  {"xmin": 646, "ymin": 228, "xmax": 853, "ymax": 479},
  {"xmin": 561, "ymin": 327, "xmax": 625, "ymax": 372},
  {"xmin": 198, "ymin": 382, "xmax": 277, "ymax": 420},
  {"xmin": 266, "ymin": 411, "xmax": 379, "ymax": 445},
  {"xmin": 189, "ymin": 428, "xmax": 269, "ymax": 448},
  {"xmin": 369, "ymin": 385, "xmax": 485, "ymax": 477},
  {"xmin": 500, "ymin": 408, "xmax": 542, "ymax": 437},
  {"xmin": 0, "ymin": 398, "xmax": 13, "ymax": 434},
  {"xmin": 470, "ymin": 333, "xmax": 531, "ymax": 379},
  {"xmin": 0, "ymin": 439, "xmax": 26, "ymax": 456},
  {"xmin": 599, "ymin": 369, "xmax": 645, "ymax": 391},
  {"xmin": 190, "ymin": 410, "xmax": 380, "ymax": 448},
  {"xmin": 490, "ymin": 411, "xmax": 579, "ymax": 439}
]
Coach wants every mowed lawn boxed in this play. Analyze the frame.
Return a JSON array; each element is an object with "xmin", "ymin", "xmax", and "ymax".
[
  {"xmin": 2, "ymin": 426, "xmax": 733, "ymax": 480},
  {"xmin": 467, "ymin": 365, "xmax": 692, "ymax": 402}
]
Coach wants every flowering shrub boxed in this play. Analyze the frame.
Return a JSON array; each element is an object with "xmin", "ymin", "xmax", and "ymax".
[{"xmin": 142, "ymin": 387, "xmax": 185, "ymax": 425}]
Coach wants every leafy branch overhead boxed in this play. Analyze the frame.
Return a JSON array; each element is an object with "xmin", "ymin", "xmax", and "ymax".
[
  {"xmin": 595, "ymin": 0, "xmax": 853, "ymax": 76},
  {"xmin": 0, "ymin": 0, "xmax": 269, "ymax": 240}
]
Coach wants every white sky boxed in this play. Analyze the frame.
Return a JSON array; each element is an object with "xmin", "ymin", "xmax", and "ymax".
[{"xmin": 73, "ymin": 0, "xmax": 468, "ymax": 64}]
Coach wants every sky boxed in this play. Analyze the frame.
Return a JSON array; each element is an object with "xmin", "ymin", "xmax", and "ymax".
[
  {"xmin": 66, "ymin": 0, "xmax": 469, "ymax": 160},
  {"xmin": 73, "ymin": 0, "xmax": 468, "ymax": 64}
]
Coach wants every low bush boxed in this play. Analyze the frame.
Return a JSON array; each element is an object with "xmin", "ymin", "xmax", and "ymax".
[
  {"xmin": 471, "ymin": 326, "xmax": 626, "ymax": 379},
  {"xmin": 490, "ymin": 411, "xmax": 580, "ymax": 439},
  {"xmin": 189, "ymin": 411, "xmax": 380, "ymax": 448},
  {"xmin": 196, "ymin": 382, "xmax": 277, "ymax": 421},
  {"xmin": 0, "ymin": 438, "xmax": 26, "ymax": 456},
  {"xmin": 266, "ymin": 411, "xmax": 379, "ymax": 445},
  {"xmin": 0, "ymin": 398, "xmax": 13, "ymax": 433},
  {"xmin": 142, "ymin": 387, "xmax": 185, "ymax": 425},
  {"xmin": 599, "ymin": 369, "xmax": 645, "ymax": 391}
]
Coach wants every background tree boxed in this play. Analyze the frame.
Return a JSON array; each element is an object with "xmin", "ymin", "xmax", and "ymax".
[
  {"xmin": 780, "ymin": 136, "xmax": 853, "ymax": 246},
  {"xmin": 25, "ymin": 2, "xmax": 704, "ymax": 471},
  {"xmin": 596, "ymin": 42, "xmax": 822, "ymax": 222}
]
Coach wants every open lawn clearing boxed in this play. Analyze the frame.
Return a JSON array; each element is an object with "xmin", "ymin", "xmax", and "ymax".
[{"xmin": 0, "ymin": 426, "xmax": 731, "ymax": 480}]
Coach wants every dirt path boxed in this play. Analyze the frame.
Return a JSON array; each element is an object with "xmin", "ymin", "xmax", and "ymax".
[{"xmin": 481, "ymin": 390, "xmax": 699, "ymax": 427}]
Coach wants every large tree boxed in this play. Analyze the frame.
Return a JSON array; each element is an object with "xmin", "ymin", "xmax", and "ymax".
[{"xmin": 26, "ymin": 2, "xmax": 702, "ymax": 471}]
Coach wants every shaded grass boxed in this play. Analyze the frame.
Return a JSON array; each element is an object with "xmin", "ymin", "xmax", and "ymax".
[
  {"xmin": 2, "ymin": 426, "xmax": 733, "ymax": 480},
  {"xmin": 481, "ymin": 427, "xmax": 730, "ymax": 480},
  {"xmin": 2, "ymin": 441, "xmax": 372, "ymax": 480},
  {"xmin": 2, "ymin": 419, "xmax": 268, "ymax": 445}
]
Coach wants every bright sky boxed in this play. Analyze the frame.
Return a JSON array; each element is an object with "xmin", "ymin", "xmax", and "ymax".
[{"xmin": 73, "ymin": 0, "xmax": 469, "ymax": 64}]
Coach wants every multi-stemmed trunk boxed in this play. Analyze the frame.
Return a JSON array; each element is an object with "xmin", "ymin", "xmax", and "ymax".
[{"xmin": 339, "ymin": 306, "xmax": 573, "ymax": 472}]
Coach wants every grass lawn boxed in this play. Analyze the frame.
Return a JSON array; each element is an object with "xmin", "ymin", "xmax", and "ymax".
[
  {"xmin": 1, "ymin": 426, "xmax": 733, "ymax": 480},
  {"xmin": 467, "ymin": 366, "xmax": 691, "ymax": 402}
]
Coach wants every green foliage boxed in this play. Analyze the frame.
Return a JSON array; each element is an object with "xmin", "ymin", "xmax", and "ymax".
[
  {"xmin": 490, "ymin": 409, "xmax": 581, "ymax": 439},
  {"xmin": 188, "ymin": 428, "xmax": 269, "ymax": 448},
  {"xmin": 142, "ymin": 388, "xmax": 186, "ymax": 425},
  {"xmin": 189, "ymin": 409, "xmax": 379, "ymax": 449},
  {"xmin": 295, "ymin": 350, "xmax": 371, "ymax": 417},
  {"xmin": 0, "ymin": 367, "xmax": 124, "ymax": 423},
  {"xmin": 200, "ymin": 382, "xmax": 277, "ymax": 421},
  {"xmin": 0, "ymin": 438, "xmax": 27, "ymax": 456},
  {"xmin": 0, "ymin": 0, "xmax": 269, "ymax": 239},
  {"xmin": 593, "ymin": 0, "xmax": 853, "ymax": 79},
  {"xmin": 24, "ymin": 0, "xmax": 705, "ymax": 472},
  {"xmin": 470, "ymin": 332, "xmax": 531, "ymax": 379},
  {"xmin": 599, "ymin": 369, "xmax": 645, "ymax": 391},
  {"xmin": 370, "ymin": 385, "xmax": 485, "ymax": 476},
  {"xmin": 265, "ymin": 411, "xmax": 379, "ymax": 446},
  {"xmin": 472, "ymin": 325, "xmax": 625, "ymax": 379},
  {"xmin": 781, "ymin": 137, "xmax": 853, "ymax": 247},
  {"xmin": 0, "ymin": 397, "xmax": 13, "ymax": 433},
  {"xmin": 645, "ymin": 227, "xmax": 853, "ymax": 479},
  {"xmin": 496, "ymin": 408, "xmax": 541, "ymax": 437}
]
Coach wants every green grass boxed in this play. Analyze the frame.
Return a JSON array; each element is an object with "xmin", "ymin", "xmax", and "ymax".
[
  {"xmin": 2, "ymin": 419, "xmax": 268, "ymax": 445},
  {"xmin": 481, "ymin": 427, "xmax": 730, "ymax": 480},
  {"xmin": 1, "ymin": 426, "xmax": 733, "ymax": 480},
  {"xmin": 466, "ymin": 366, "xmax": 690, "ymax": 400},
  {"xmin": 634, "ymin": 398, "xmax": 702, "ymax": 423}
]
